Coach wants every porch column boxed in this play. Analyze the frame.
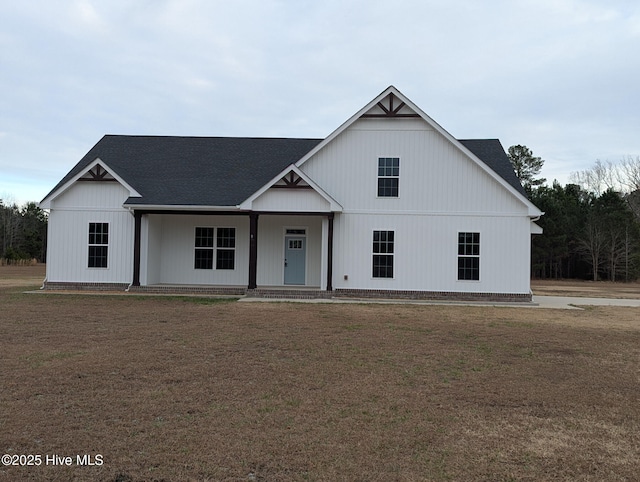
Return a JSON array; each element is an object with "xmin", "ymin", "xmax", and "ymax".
[
  {"xmin": 132, "ymin": 210, "xmax": 142, "ymax": 286},
  {"xmin": 248, "ymin": 212, "xmax": 259, "ymax": 289},
  {"xmin": 327, "ymin": 213, "xmax": 334, "ymax": 291}
]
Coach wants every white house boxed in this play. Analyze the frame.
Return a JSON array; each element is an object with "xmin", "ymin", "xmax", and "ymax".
[{"xmin": 40, "ymin": 86, "xmax": 543, "ymax": 301}]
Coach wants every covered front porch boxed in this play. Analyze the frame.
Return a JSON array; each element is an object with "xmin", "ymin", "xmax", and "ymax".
[
  {"xmin": 131, "ymin": 211, "xmax": 335, "ymax": 291},
  {"xmin": 129, "ymin": 165, "xmax": 342, "ymax": 292}
]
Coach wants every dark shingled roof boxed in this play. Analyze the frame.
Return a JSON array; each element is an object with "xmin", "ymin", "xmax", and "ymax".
[
  {"xmin": 44, "ymin": 136, "xmax": 323, "ymax": 206},
  {"xmin": 458, "ymin": 139, "xmax": 526, "ymax": 197},
  {"xmin": 44, "ymin": 135, "xmax": 525, "ymax": 206}
]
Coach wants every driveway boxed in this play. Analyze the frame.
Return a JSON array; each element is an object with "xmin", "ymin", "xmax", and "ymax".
[
  {"xmin": 242, "ymin": 295, "xmax": 640, "ymax": 309},
  {"xmin": 533, "ymin": 295, "xmax": 640, "ymax": 310}
]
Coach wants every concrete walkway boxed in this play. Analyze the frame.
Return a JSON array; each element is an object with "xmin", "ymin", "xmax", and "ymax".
[
  {"xmin": 241, "ymin": 295, "xmax": 640, "ymax": 309},
  {"xmin": 25, "ymin": 288, "xmax": 640, "ymax": 309},
  {"xmin": 533, "ymin": 295, "xmax": 640, "ymax": 310}
]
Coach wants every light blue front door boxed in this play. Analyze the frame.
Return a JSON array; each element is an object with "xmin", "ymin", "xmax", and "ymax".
[{"xmin": 284, "ymin": 236, "xmax": 306, "ymax": 285}]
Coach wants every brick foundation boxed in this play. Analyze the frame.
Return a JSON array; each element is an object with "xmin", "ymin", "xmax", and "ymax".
[
  {"xmin": 127, "ymin": 285, "xmax": 246, "ymax": 296},
  {"xmin": 43, "ymin": 281, "xmax": 130, "ymax": 291},
  {"xmin": 41, "ymin": 283, "xmax": 532, "ymax": 302},
  {"xmin": 333, "ymin": 289, "xmax": 532, "ymax": 303},
  {"xmin": 245, "ymin": 289, "xmax": 333, "ymax": 300}
]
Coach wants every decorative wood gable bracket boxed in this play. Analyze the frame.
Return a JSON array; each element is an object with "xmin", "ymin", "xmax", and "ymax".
[
  {"xmin": 272, "ymin": 171, "xmax": 312, "ymax": 189},
  {"xmin": 361, "ymin": 93, "xmax": 420, "ymax": 118},
  {"xmin": 239, "ymin": 164, "xmax": 342, "ymax": 212},
  {"xmin": 78, "ymin": 164, "xmax": 117, "ymax": 182}
]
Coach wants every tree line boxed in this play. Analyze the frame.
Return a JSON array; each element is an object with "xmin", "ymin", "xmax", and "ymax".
[
  {"xmin": 509, "ymin": 146, "xmax": 640, "ymax": 281},
  {"xmin": 0, "ymin": 200, "xmax": 48, "ymax": 263}
]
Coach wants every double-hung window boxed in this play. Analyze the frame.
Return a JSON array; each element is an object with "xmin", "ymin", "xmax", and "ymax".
[
  {"xmin": 195, "ymin": 227, "xmax": 215, "ymax": 269},
  {"xmin": 215, "ymin": 227, "xmax": 236, "ymax": 270},
  {"xmin": 458, "ymin": 232, "xmax": 480, "ymax": 280},
  {"xmin": 194, "ymin": 227, "xmax": 235, "ymax": 270},
  {"xmin": 373, "ymin": 230, "xmax": 394, "ymax": 278},
  {"xmin": 377, "ymin": 157, "xmax": 399, "ymax": 197},
  {"xmin": 88, "ymin": 222, "xmax": 109, "ymax": 268}
]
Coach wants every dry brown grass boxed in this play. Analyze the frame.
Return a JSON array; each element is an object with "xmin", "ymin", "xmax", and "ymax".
[
  {"xmin": 0, "ymin": 263, "xmax": 45, "ymax": 287},
  {"xmin": 2, "ymin": 266, "xmax": 640, "ymax": 481},
  {"xmin": 532, "ymin": 278, "xmax": 640, "ymax": 299}
]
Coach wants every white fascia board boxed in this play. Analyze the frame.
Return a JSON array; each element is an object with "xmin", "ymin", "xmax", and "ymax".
[
  {"xmin": 239, "ymin": 164, "xmax": 343, "ymax": 212},
  {"xmin": 295, "ymin": 85, "xmax": 543, "ymax": 218},
  {"xmin": 122, "ymin": 204, "xmax": 242, "ymax": 212},
  {"xmin": 295, "ymin": 85, "xmax": 400, "ymax": 168},
  {"xmin": 531, "ymin": 222, "xmax": 544, "ymax": 235},
  {"xmin": 40, "ymin": 158, "xmax": 141, "ymax": 209}
]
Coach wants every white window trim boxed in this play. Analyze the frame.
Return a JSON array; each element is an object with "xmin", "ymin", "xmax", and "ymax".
[
  {"xmin": 194, "ymin": 226, "xmax": 236, "ymax": 271},
  {"xmin": 372, "ymin": 229, "xmax": 395, "ymax": 280},
  {"xmin": 457, "ymin": 231, "xmax": 481, "ymax": 282},
  {"xmin": 376, "ymin": 156, "xmax": 400, "ymax": 199},
  {"xmin": 87, "ymin": 221, "xmax": 109, "ymax": 270}
]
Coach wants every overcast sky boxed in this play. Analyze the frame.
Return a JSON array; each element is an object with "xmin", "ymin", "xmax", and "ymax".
[{"xmin": 1, "ymin": 0, "xmax": 639, "ymax": 205}]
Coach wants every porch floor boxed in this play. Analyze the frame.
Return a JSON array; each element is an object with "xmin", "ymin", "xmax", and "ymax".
[{"xmin": 127, "ymin": 284, "xmax": 330, "ymax": 299}]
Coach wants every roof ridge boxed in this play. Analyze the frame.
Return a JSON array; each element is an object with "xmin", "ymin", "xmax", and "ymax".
[{"xmin": 102, "ymin": 134, "xmax": 324, "ymax": 141}]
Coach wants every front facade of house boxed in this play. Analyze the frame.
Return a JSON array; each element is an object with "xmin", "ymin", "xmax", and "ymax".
[{"xmin": 41, "ymin": 86, "xmax": 543, "ymax": 300}]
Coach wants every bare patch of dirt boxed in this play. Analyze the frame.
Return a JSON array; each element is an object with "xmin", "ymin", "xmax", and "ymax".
[{"xmin": 2, "ymin": 267, "xmax": 640, "ymax": 480}]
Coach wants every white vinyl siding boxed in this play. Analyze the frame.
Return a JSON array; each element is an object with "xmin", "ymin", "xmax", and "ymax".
[
  {"xmin": 330, "ymin": 213, "xmax": 531, "ymax": 294},
  {"xmin": 377, "ymin": 157, "xmax": 399, "ymax": 197},
  {"xmin": 372, "ymin": 230, "xmax": 394, "ymax": 278},
  {"xmin": 151, "ymin": 216, "xmax": 248, "ymax": 286},
  {"xmin": 46, "ymin": 183, "xmax": 134, "ymax": 283},
  {"xmin": 256, "ymin": 216, "xmax": 322, "ymax": 287},
  {"xmin": 251, "ymin": 188, "xmax": 331, "ymax": 212},
  {"xmin": 457, "ymin": 232, "xmax": 480, "ymax": 281},
  {"xmin": 299, "ymin": 118, "xmax": 529, "ymax": 215},
  {"xmin": 88, "ymin": 222, "xmax": 109, "ymax": 268},
  {"xmin": 298, "ymin": 116, "xmax": 533, "ymax": 295}
]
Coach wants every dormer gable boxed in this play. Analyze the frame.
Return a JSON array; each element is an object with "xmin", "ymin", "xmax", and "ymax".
[
  {"xmin": 271, "ymin": 171, "xmax": 312, "ymax": 189},
  {"xmin": 295, "ymin": 85, "xmax": 542, "ymax": 218},
  {"xmin": 40, "ymin": 158, "xmax": 141, "ymax": 209},
  {"xmin": 240, "ymin": 165, "xmax": 342, "ymax": 212},
  {"xmin": 361, "ymin": 92, "xmax": 420, "ymax": 119},
  {"xmin": 78, "ymin": 163, "xmax": 118, "ymax": 182}
]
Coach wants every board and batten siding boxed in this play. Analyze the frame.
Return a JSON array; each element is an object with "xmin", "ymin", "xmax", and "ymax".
[
  {"xmin": 299, "ymin": 116, "xmax": 533, "ymax": 295},
  {"xmin": 139, "ymin": 214, "xmax": 323, "ymax": 287},
  {"xmin": 300, "ymin": 118, "xmax": 528, "ymax": 216},
  {"xmin": 256, "ymin": 216, "xmax": 323, "ymax": 287},
  {"xmin": 251, "ymin": 188, "xmax": 331, "ymax": 212},
  {"xmin": 46, "ymin": 182, "xmax": 134, "ymax": 283},
  {"xmin": 331, "ymin": 213, "xmax": 532, "ymax": 294},
  {"xmin": 150, "ymin": 215, "xmax": 249, "ymax": 286},
  {"xmin": 140, "ymin": 214, "xmax": 162, "ymax": 285}
]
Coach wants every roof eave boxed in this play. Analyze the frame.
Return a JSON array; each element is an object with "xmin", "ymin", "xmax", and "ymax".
[
  {"xmin": 40, "ymin": 157, "xmax": 141, "ymax": 209},
  {"xmin": 239, "ymin": 164, "xmax": 343, "ymax": 212},
  {"xmin": 122, "ymin": 203, "xmax": 243, "ymax": 212},
  {"xmin": 452, "ymin": 142, "xmax": 543, "ymax": 215}
]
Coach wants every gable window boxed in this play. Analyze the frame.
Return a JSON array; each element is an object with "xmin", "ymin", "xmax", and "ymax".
[
  {"xmin": 194, "ymin": 227, "xmax": 235, "ymax": 270},
  {"xmin": 373, "ymin": 230, "xmax": 394, "ymax": 278},
  {"xmin": 458, "ymin": 232, "xmax": 480, "ymax": 281},
  {"xmin": 88, "ymin": 222, "xmax": 108, "ymax": 268},
  {"xmin": 377, "ymin": 157, "xmax": 399, "ymax": 197}
]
